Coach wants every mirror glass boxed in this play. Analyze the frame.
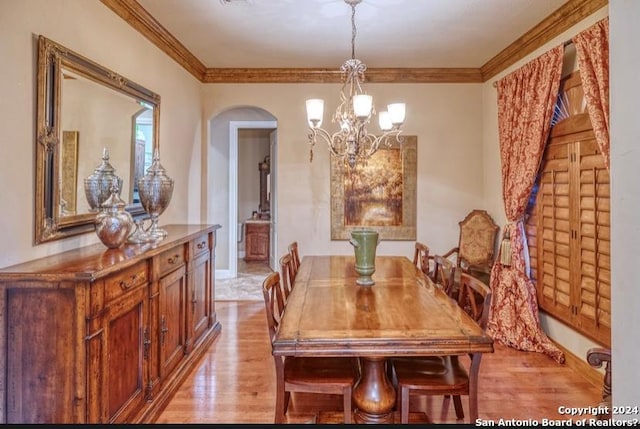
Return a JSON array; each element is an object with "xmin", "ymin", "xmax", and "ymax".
[{"xmin": 35, "ymin": 35, "xmax": 160, "ymax": 243}]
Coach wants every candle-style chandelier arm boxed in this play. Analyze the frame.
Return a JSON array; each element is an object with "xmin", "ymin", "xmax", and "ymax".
[
  {"xmin": 308, "ymin": 124, "xmax": 403, "ymax": 167},
  {"xmin": 360, "ymin": 129, "xmax": 404, "ymax": 159},
  {"xmin": 307, "ymin": 126, "xmax": 353, "ymax": 163}
]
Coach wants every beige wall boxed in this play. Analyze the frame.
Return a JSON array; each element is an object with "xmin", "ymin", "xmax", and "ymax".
[
  {"xmin": 0, "ymin": 0, "xmax": 202, "ymax": 268},
  {"xmin": 202, "ymin": 83, "xmax": 485, "ymax": 270}
]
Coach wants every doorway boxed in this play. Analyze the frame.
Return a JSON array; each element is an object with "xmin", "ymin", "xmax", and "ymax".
[{"xmin": 229, "ymin": 120, "xmax": 278, "ymax": 278}]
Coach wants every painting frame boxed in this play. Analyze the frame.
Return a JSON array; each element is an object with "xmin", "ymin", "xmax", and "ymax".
[
  {"xmin": 60, "ymin": 130, "xmax": 79, "ymax": 215},
  {"xmin": 330, "ymin": 135, "xmax": 417, "ymax": 240}
]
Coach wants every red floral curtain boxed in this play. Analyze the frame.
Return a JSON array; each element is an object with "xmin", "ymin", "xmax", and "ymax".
[
  {"xmin": 488, "ymin": 46, "xmax": 565, "ymax": 363},
  {"xmin": 573, "ymin": 17, "xmax": 610, "ymax": 171}
]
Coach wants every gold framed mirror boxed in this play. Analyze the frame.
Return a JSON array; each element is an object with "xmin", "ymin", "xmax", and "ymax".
[{"xmin": 35, "ymin": 35, "xmax": 160, "ymax": 244}]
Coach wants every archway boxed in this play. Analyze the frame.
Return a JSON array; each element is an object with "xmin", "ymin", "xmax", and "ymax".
[{"xmin": 208, "ymin": 106, "xmax": 277, "ymax": 279}]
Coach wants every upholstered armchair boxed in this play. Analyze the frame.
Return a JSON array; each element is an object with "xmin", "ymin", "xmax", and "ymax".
[{"xmin": 440, "ymin": 209, "xmax": 499, "ymax": 283}]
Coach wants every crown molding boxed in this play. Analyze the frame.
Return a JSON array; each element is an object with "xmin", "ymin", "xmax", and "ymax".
[
  {"xmin": 203, "ymin": 68, "xmax": 483, "ymax": 83},
  {"xmin": 481, "ymin": 0, "xmax": 608, "ymax": 80},
  {"xmin": 100, "ymin": 0, "xmax": 206, "ymax": 81},
  {"xmin": 103, "ymin": 0, "xmax": 607, "ymax": 84}
]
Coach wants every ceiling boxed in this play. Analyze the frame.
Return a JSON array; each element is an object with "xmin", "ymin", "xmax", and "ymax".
[
  {"xmin": 135, "ymin": 0, "xmax": 566, "ymax": 68},
  {"xmin": 105, "ymin": 0, "xmax": 606, "ymax": 82}
]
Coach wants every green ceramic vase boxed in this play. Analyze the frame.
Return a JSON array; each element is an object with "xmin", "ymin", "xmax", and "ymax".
[{"xmin": 349, "ymin": 229, "xmax": 379, "ymax": 286}]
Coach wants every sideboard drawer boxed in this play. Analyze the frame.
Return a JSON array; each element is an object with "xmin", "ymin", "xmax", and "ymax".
[
  {"xmin": 158, "ymin": 244, "xmax": 186, "ymax": 276},
  {"xmin": 105, "ymin": 260, "xmax": 149, "ymax": 304},
  {"xmin": 191, "ymin": 232, "xmax": 210, "ymax": 258}
]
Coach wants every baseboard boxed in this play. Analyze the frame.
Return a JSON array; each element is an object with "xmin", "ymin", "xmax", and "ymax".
[{"xmin": 551, "ymin": 340, "xmax": 603, "ymax": 390}]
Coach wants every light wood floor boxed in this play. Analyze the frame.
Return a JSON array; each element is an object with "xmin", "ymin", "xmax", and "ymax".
[{"xmin": 155, "ymin": 300, "xmax": 603, "ymax": 424}]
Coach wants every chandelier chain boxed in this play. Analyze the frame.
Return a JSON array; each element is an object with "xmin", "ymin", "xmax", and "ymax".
[{"xmin": 351, "ymin": 2, "xmax": 357, "ymax": 60}]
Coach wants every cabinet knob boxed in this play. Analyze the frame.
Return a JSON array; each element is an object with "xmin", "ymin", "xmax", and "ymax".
[
  {"xmin": 119, "ymin": 274, "xmax": 138, "ymax": 290},
  {"xmin": 197, "ymin": 241, "xmax": 207, "ymax": 250},
  {"xmin": 167, "ymin": 254, "xmax": 180, "ymax": 264}
]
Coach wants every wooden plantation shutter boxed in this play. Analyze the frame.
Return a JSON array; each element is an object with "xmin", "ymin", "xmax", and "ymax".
[
  {"xmin": 535, "ymin": 139, "xmax": 573, "ymax": 323},
  {"xmin": 526, "ymin": 71, "xmax": 611, "ymax": 347}
]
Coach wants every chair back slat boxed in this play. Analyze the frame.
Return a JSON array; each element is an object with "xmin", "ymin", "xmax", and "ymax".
[
  {"xmin": 279, "ymin": 253, "xmax": 295, "ymax": 301},
  {"xmin": 288, "ymin": 241, "xmax": 301, "ymax": 278},
  {"xmin": 457, "ymin": 272, "xmax": 492, "ymax": 329},
  {"xmin": 262, "ymin": 272, "xmax": 285, "ymax": 341},
  {"xmin": 412, "ymin": 242, "xmax": 430, "ymax": 276},
  {"xmin": 432, "ymin": 254, "xmax": 456, "ymax": 298}
]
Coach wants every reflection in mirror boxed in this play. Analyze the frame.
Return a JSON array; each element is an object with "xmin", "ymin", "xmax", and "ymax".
[
  {"xmin": 132, "ymin": 108, "xmax": 154, "ymax": 204},
  {"xmin": 59, "ymin": 68, "xmax": 154, "ymax": 216},
  {"xmin": 35, "ymin": 35, "xmax": 159, "ymax": 244}
]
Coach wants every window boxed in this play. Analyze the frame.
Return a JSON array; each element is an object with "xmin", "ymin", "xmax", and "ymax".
[{"xmin": 525, "ymin": 71, "xmax": 611, "ymax": 347}]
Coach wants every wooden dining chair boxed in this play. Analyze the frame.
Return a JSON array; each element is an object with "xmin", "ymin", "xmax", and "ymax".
[
  {"xmin": 262, "ymin": 272, "xmax": 359, "ymax": 423},
  {"xmin": 412, "ymin": 241, "xmax": 431, "ymax": 276},
  {"xmin": 288, "ymin": 241, "xmax": 301, "ymax": 279},
  {"xmin": 392, "ymin": 272, "xmax": 492, "ymax": 424},
  {"xmin": 279, "ymin": 253, "xmax": 295, "ymax": 302},
  {"xmin": 393, "ymin": 247, "xmax": 449, "ymax": 413},
  {"xmin": 431, "ymin": 254, "xmax": 457, "ymax": 299}
]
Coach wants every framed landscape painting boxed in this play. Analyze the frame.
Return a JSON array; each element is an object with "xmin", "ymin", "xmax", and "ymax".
[{"xmin": 330, "ymin": 135, "xmax": 417, "ymax": 240}]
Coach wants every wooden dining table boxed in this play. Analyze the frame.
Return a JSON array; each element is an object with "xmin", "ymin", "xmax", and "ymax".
[{"xmin": 272, "ymin": 255, "xmax": 494, "ymax": 424}]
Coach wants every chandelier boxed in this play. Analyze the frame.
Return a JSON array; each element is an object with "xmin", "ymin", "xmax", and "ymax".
[{"xmin": 306, "ymin": 0, "xmax": 406, "ymax": 169}]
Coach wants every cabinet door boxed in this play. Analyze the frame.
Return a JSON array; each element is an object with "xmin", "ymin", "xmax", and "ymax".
[
  {"xmin": 159, "ymin": 265, "xmax": 187, "ymax": 378},
  {"xmin": 5, "ymin": 286, "xmax": 80, "ymax": 423},
  {"xmin": 104, "ymin": 286, "xmax": 149, "ymax": 423},
  {"xmin": 245, "ymin": 223, "xmax": 270, "ymax": 261},
  {"xmin": 190, "ymin": 250, "xmax": 212, "ymax": 347}
]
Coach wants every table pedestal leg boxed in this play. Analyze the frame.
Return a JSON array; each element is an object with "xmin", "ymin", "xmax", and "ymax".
[{"xmin": 352, "ymin": 357, "xmax": 396, "ymax": 424}]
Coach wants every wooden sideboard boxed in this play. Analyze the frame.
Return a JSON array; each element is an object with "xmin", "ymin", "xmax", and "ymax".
[
  {"xmin": 0, "ymin": 224, "xmax": 221, "ymax": 424},
  {"xmin": 244, "ymin": 220, "xmax": 270, "ymax": 262}
]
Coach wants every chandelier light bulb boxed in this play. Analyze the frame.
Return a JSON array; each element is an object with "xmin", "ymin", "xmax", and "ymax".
[
  {"xmin": 353, "ymin": 94, "xmax": 373, "ymax": 119},
  {"xmin": 306, "ymin": 99, "xmax": 324, "ymax": 128},
  {"xmin": 378, "ymin": 111, "xmax": 393, "ymax": 131},
  {"xmin": 387, "ymin": 103, "xmax": 406, "ymax": 126}
]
